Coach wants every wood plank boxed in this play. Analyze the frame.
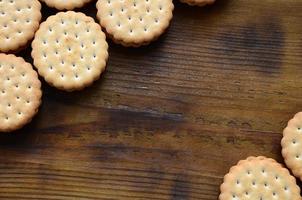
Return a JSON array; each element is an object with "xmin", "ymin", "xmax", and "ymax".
[{"xmin": 1, "ymin": 0, "xmax": 302, "ymax": 199}]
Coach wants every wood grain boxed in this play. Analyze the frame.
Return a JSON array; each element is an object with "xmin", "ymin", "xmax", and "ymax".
[{"xmin": 1, "ymin": 0, "xmax": 302, "ymax": 199}]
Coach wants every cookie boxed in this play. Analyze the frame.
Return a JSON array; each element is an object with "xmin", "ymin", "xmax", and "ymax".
[
  {"xmin": 0, "ymin": 0, "xmax": 42, "ymax": 53},
  {"xmin": 32, "ymin": 11, "xmax": 109, "ymax": 92},
  {"xmin": 219, "ymin": 156, "xmax": 301, "ymax": 200},
  {"xmin": 40, "ymin": 0, "xmax": 93, "ymax": 10},
  {"xmin": 180, "ymin": 0, "xmax": 215, "ymax": 6},
  {"xmin": 281, "ymin": 112, "xmax": 302, "ymax": 180},
  {"xmin": 96, "ymin": 0, "xmax": 174, "ymax": 47},
  {"xmin": 0, "ymin": 54, "xmax": 42, "ymax": 133}
]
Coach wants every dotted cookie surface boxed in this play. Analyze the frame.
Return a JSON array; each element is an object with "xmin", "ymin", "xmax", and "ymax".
[
  {"xmin": 219, "ymin": 156, "xmax": 301, "ymax": 200},
  {"xmin": 179, "ymin": 0, "xmax": 215, "ymax": 6},
  {"xmin": 0, "ymin": 54, "xmax": 42, "ymax": 132},
  {"xmin": 40, "ymin": 0, "xmax": 93, "ymax": 10},
  {"xmin": 0, "ymin": 0, "xmax": 41, "ymax": 52},
  {"xmin": 96, "ymin": 0, "xmax": 174, "ymax": 47},
  {"xmin": 282, "ymin": 112, "xmax": 302, "ymax": 180},
  {"xmin": 32, "ymin": 11, "xmax": 108, "ymax": 91}
]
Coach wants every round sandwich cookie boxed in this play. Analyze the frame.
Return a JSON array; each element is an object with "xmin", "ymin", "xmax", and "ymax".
[
  {"xmin": 40, "ymin": 0, "xmax": 94, "ymax": 10},
  {"xmin": 282, "ymin": 112, "xmax": 302, "ymax": 180},
  {"xmin": 0, "ymin": 0, "xmax": 42, "ymax": 53},
  {"xmin": 96, "ymin": 0, "xmax": 174, "ymax": 47},
  {"xmin": 0, "ymin": 54, "xmax": 42, "ymax": 133},
  {"xmin": 32, "ymin": 11, "xmax": 109, "ymax": 92},
  {"xmin": 219, "ymin": 156, "xmax": 301, "ymax": 200},
  {"xmin": 180, "ymin": 0, "xmax": 215, "ymax": 6}
]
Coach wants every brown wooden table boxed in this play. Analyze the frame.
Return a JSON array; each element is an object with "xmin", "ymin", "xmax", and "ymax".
[{"xmin": 1, "ymin": 0, "xmax": 302, "ymax": 199}]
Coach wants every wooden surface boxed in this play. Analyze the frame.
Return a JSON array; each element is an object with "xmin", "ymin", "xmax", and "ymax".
[{"xmin": 1, "ymin": 0, "xmax": 302, "ymax": 199}]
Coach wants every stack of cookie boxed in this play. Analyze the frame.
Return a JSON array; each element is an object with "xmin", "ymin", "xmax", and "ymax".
[
  {"xmin": 0, "ymin": 0, "xmax": 214, "ymax": 132},
  {"xmin": 219, "ymin": 113, "xmax": 302, "ymax": 200}
]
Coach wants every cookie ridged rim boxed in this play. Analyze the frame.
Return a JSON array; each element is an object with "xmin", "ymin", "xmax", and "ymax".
[
  {"xmin": 96, "ymin": 0, "xmax": 174, "ymax": 47},
  {"xmin": 0, "ymin": 53, "xmax": 42, "ymax": 132}
]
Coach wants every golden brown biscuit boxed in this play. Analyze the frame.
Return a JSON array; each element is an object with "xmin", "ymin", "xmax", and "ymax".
[
  {"xmin": 40, "ymin": 0, "xmax": 94, "ymax": 10},
  {"xmin": 219, "ymin": 156, "xmax": 301, "ymax": 200},
  {"xmin": 0, "ymin": 0, "xmax": 41, "ymax": 53},
  {"xmin": 32, "ymin": 11, "xmax": 108, "ymax": 91},
  {"xmin": 0, "ymin": 54, "xmax": 42, "ymax": 132},
  {"xmin": 282, "ymin": 112, "xmax": 302, "ymax": 180},
  {"xmin": 96, "ymin": 0, "xmax": 174, "ymax": 47}
]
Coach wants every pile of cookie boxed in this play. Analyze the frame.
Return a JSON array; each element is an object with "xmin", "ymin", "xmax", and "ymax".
[
  {"xmin": 219, "ymin": 113, "xmax": 302, "ymax": 200},
  {"xmin": 1, "ymin": 0, "xmax": 302, "ymax": 200},
  {"xmin": 0, "ymin": 0, "xmax": 214, "ymax": 133}
]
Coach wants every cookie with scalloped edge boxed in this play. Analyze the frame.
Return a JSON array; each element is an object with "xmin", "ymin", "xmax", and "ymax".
[
  {"xmin": 0, "ymin": 0, "xmax": 41, "ymax": 53},
  {"xmin": 0, "ymin": 54, "xmax": 42, "ymax": 132},
  {"xmin": 219, "ymin": 156, "xmax": 301, "ymax": 200},
  {"xmin": 40, "ymin": 0, "xmax": 94, "ymax": 10},
  {"xmin": 96, "ymin": 0, "xmax": 174, "ymax": 47},
  {"xmin": 281, "ymin": 112, "xmax": 302, "ymax": 180},
  {"xmin": 32, "ymin": 11, "xmax": 108, "ymax": 91}
]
